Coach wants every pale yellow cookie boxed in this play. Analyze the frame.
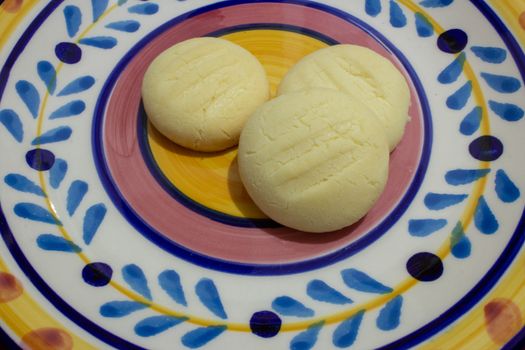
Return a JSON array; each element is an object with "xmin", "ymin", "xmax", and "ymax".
[
  {"xmin": 278, "ymin": 44, "xmax": 410, "ymax": 151},
  {"xmin": 142, "ymin": 37, "xmax": 270, "ymax": 152},
  {"xmin": 238, "ymin": 89, "xmax": 389, "ymax": 233}
]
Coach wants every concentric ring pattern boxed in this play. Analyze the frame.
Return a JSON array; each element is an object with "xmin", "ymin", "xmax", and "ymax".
[{"xmin": 0, "ymin": 1, "xmax": 524, "ymax": 349}]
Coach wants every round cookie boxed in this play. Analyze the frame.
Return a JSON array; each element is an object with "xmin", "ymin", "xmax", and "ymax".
[
  {"xmin": 277, "ymin": 44, "xmax": 410, "ymax": 151},
  {"xmin": 238, "ymin": 89, "xmax": 389, "ymax": 233},
  {"xmin": 142, "ymin": 37, "xmax": 270, "ymax": 152}
]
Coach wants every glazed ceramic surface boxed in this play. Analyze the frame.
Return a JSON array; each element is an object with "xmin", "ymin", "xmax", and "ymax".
[{"xmin": 0, "ymin": 0, "xmax": 525, "ymax": 349}]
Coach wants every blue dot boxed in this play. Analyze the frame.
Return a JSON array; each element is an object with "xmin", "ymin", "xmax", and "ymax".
[
  {"xmin": 406, "ymin": 252, "xmax": 443, "ymax": 282},
  {"xmin": 438, "ymin": 29, "xmax": 468, "ymax": 54},
  {"xmin": 55, "ymin": 42, "xmax": 82, "ymax": 64},
  {"xmin": 26, "ymin": 149, "xmax": 55, "ymax": 171},
  {"xmin": 82, "ymin": 262, "xmax": 113, "ymax": 287},
  {"xmin": 469, "ymin": 135, "xmax": 503, "ymax": 161},
  {"xmin": 250, "ymin": 311, "xmax": 281, "ymax": 338}
]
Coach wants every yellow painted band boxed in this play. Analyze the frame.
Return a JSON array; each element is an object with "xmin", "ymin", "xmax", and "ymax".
[
  {"xmin": 0, "ymin": 256, "xmax": 96, "ymax": 349},
  {"xmin": 0, "ymin": 0, "xmax": 39, "ymax": 53},
  {"xmin": 489, "ymin": 0, "xmax": 525, "ymax": 47}
]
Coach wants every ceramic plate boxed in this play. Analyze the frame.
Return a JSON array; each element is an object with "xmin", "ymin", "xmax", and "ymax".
[{"xmin": 1, "ymin": 0, "xmax": 525, "ymax": 349}]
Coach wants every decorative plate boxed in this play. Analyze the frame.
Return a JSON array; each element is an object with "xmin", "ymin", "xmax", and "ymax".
[{"xmin": 1, "ymin": 0, "xmax": 525, "ymax": 349}]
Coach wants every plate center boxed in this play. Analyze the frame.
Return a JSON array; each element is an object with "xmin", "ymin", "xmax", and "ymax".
[{"xmin": 97, "ymin": 2, "xmax": 430, "ymax": 273}]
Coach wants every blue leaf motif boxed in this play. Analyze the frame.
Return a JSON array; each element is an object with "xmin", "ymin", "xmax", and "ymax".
[
  {"xmin": 49, "ymin": 100, "xmax": 86, "ymax": 119},
  {"xmin": 481, "ymin": 73, "xmax": 521, "ymax": 94},
  {"xmin": 272, "ymin": 296, "xmax": 314, "ymax": 318},
  {"xmin": 196, "ymin": 278, "xmax": 227, "ymax": 319},
  {"xmin": 389, "ymin": 1, "xmax": 407, "ymax": 28},
  {"xmin": 14, "ymin": 203, "xmax": 60, "ymax": 225},
  {"xmin": 460, "ymin": 106, "xmax": 482, "ymax": 136},
  {"xmin": 66, "ymin": 180, "xmax": 88, "ymax": 216},
  {"xmin": 474, "ymin": 196, "xmax": 499, "ymax": 234},
  {"xmin": 122, "ymin": 264, "xmax": 152, "ymax": 300},
  {"xmin": 408, "ymin": 219, "xmax": 447, "ymax": 237},
  {"xmin": 106, "ymin": 20, "xmax": 140, "ymax": 33},
  {"xmin": 445, "ymin": 168, "xmax": 491, "ymax": 185},
  {"xmin": 181, "ymin": 326, "xmax": 226, "ymax": 349},
  {"xmin": 0, "ymin": 109, "xmax": 23, "ymax": 142},
  {"xmin": 307, "ymin": 280, "xmax": 352, "ymax": 305},
  {"xmin": 83, "ymin": 203, "xmax": 106, "ymax": 244},
  {"xmin": 452, "ymin": 235, "xmax": 471, "ymax": 259},
  {"xmin": 415, "ymin": 13, "xmax": 433, "ymax": 37},
  {"xmin": 340, "ymin": 268, "xmax": 392, "ymax": 294},
  {"xmin": 159, "ymin": 270, "xmax": 187, "ymax": 306},
  {"xmin": 118, "ymin": 0, "xmax": 128, "ymax": 5},
  {"xmin": 32, "ymin": 126, "xmax": 72, "ymax": 145},
  {"xmin": 49, "ymin": 158, "xmax": 67, "ymax": 189},
  {"xmin": 446, "ymin": 81, "xmax": 472, "ymax": 110},
  {"xmin": 16, "ymin": 80, "xmax": 40, "ymax": 118},
  {"xmin": 471, "ymin": 46, "xmax": 507, "ymax": 64},
  {"xmin": 365, "ymin": 0, "xmax": 381, "ymax": 17},
  {"xmin": 376, "ymin": 296, "xmax": 403, "ymax": 331},
  {"xmin": 450, "ymin": 222, "xmax": 471, "ymax": 259},
  {"xmin": 419, "ymin": 0, "xmax": 453, "ymax": 7},
  {"xmin": 134, "ymin": 315, "xmax": 187, "ymax": 337},
  {"xmin": 37, "ymin": 61, "xmax": 56, "ymax": 94},
  {"xmin": 128, "ymin": 3, "xmax": 159, "ymax": 15},
  {"xmin": 438, "ymin": 53, "xmax": 465, "ymax": 84},
  {"xmin": 495, "ymin": 169, "xmax": 520, "ymax": 203},
  {"xmin": 58, "ymin": 76, "xmax": 95, "ymax": 96},
  {"xmin": 100, "ymin": 300, "xmax": 147, "ymax": 317},
  {"xmin": 332, "ymin": 311, "xmax": 364, "ymax": 348},
  {"xmin": 4, "ymin": 174, "xmax": 45, "ymax": 197},
  {"xmin": 63, "ymin": 5, "xmax": 82, "ymax": 37},
  {"xmin": 489, "ymin": 101, "xmax": 524, "ymax": 122},
  {"xmin": 92, "ymin": 0, "xmax": 109, "ymax": 22},
  {"xmin": 290, "ymin": 322, "xmax": 324, "ymax": 350},
  {"xmin": 424, "ymin": 193, "xmax": 468, "ymax": 210},
  {"xmin": 36, "ymin": 234, "xmax": 81, "ymax": 253},
  {"xmin": 79, "ymin": 36, "xmax": 117, "ymax": 49}
]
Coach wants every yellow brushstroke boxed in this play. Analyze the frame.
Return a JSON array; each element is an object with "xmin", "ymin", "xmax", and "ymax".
[
  {"xmin": 0, "ymin": 0, "xmax": 39, "ymax": 52},
  {"xmin": 0, "ymin": 257, "xmax": 96, "ymax": 348},
  {"xmin": 148, "ymin": 29, "xmax": 328, "ymax": 219}
]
